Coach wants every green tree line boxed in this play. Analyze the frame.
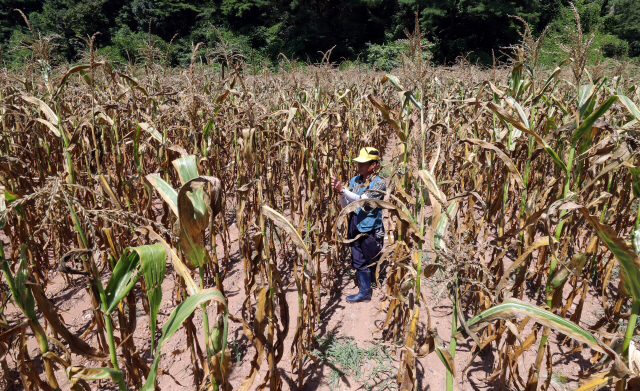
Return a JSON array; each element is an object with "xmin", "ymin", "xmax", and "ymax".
[{"xmin": 1, "ymin": 0, "xmax": 638, "ymax": 69}]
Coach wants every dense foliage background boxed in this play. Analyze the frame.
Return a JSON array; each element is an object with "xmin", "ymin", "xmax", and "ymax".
[{"xmin": 0, "ymin": 0, "xmax": 638, "ymax": 69}]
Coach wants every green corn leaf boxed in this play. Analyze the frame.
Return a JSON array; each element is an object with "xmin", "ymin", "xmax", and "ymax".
[
  {"xmin": 628, "ymin": 167, "xmax": 640, "ymax": 199},
  {"xmin": 146, "ymin": 174, "xmax": 178, "ymax": 216},
  {"xmin": 104, "ymin": 250, "xmax": 141, "ymax": 315},
  {"xmin": 139, "ymin": 227, "xmax": 201, "ymax": 296},
  {"xmin": 78, "ymin": 69, "xmax": 92, "ymax": 85},
  {"xmin": 435, "ymin": 203, "xmax": 459, "ymax": 251},
  {"xmin": 54, "ymin": 62, "xmax": 106, "ymax": 97},
  {"xmin": 17, "ymin": 245, "xmax": 38, "ymax": 321},
  {"xmin": 173, "ymin": 155, "xmax": 199, "ymax": 185},
  {"xmin": 571, "ymin": 95, "xmax": 619, "ymax": 144},
  {"xmin": 2, "ymin": 188, "xmax": 24, "ymax": 219},
  {"xmin": 140, "ymin": 243, "xmax": 167, "ymax": 352},
  {"xmin": 382, "ymin": 74, "xmax": 405, "ymax": 91},
  {"xmin": 505, "ymin": 95, "xmax": 529, "ymax": 129},
  {"xmin": 141, "ymin": 288, "xmax": 227, "ymax": 391},
  {"xmin": 401, "ymin": 90, "xmax": 422, "ymax": 110},
  {"xmin": 532, "ymin": 66, "xmax": 562, "ymax": 104},
  {"xmin": 104, "ymin": 244, "xmax": 166, "ymax": 315},
  {"xmin": 463, "ymin": 299, "xmax": 592, "ymax": 348},
  {"xmin": 618, "ymin": 94, "xmax": 640, "ymax": 121},
  {"xmin": 203, "ymin": 118, "xmax": 215, "ymax": 140},
  {"xmin": 577, "ymin": 84, "xmax": 596, "ymax": 111},
  {"xmin": 173, "ymin": 156, "xmax": 207, "ymax": 216},
  {"xmin": 138, "ymin": 123, "xmax": 165, "ymax": 144},
  {"xmin": 0, "ymin": 244, "xmax": 35, "ymax": 319}
]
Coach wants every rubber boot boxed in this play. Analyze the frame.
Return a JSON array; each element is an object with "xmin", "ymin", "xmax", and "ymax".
[
  {"xmin": 368, "ymin": 264, "xmax": 377, "ymax": 287},
  {"xmin": 346, "ymin": 270, "xmax": 372, "ymax": 303}
]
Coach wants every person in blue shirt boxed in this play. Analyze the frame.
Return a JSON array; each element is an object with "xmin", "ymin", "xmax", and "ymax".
[{"xmin": 331, "ymin": 147, "xmax": 386, "ymax": 303}]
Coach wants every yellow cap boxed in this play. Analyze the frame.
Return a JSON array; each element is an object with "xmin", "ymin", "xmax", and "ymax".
[{"xmin": 353, "ymin": 147, "xmax": 380, "ymax": 163}]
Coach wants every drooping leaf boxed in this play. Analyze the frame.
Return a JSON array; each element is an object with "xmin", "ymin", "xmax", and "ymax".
[
  {"xmin": 177, "ymin": 176, "xmax": 223, "ymax": 268},
  {"xmin": 458, "ymin": 298, "xmax": 628, "ymax": 377},
  {"xmin": 577, "ymin": 207, "xmax": 640, "ymax": 300},
  {"xmin": 35, "ymin": 118, "xmax": 61, "ymax": 138},
  {"xmin": 486, "ymin": 101, "xmax": 568, "ymax": 173},
  {"xmin": 434, "ymin": 202, "xmax": 459, "ymax": 251},
  {"xmin": 22, "ymin": 96, "xmax": 58, "ymax": 125},
  {"xmin": 173, "ymin": 155, "xmax": 200, "ymax": 185},
  {"xmin": 66, "ymin": 366, "xmax": 126, "ymax": 391},
  {"xmin": 27, "ymin": 282, "xmax": 109, "ymax": 360},
  {"xmin": 618, "ymin": 94, "xmax": 640, "ymax": 121},
  {"xmin": 366, "ymin": 94, "xmax": 403, "ymax": 140},
  {"xmin": 435, "ymin": 345, "xmax": 456, "ymax": 378},
  {"xmin": 550, "ymin": 253, "xmax": 587, "ymax": 290},
  {"xmin": 66, "ymin": 367, "xmax": 124, "ymax": 382},
  {"xmin": 146, "ymin": 174, "xmax": 179, "ymax": 216},
  {"xmin": 417, "ymin": 169, "xmax": 444, "ymax": 242},
  {"xmin": 532, "ymin": 66, "xmax": 562, "ymax": 103},
  {"xmin": 54, "ymin": 62, "xmax": 106, "ymax": 97},
  {"xmin": 334, "ymin": 198, "xmax": 424, "ymax": 244},
  {"xmin": 102, "ymin": 244, "xmax": 166, "ymax": 315},
  {"xmin": 459, "ymin": 139, "xmax": 525, "ymax": 189},
  {"xmin": 497, "ymin": 237, "xmax": 550, "ymax": 292},
  {"xmin": 262, "ymin": 205, "xmax": 312, "ymax": 265}
]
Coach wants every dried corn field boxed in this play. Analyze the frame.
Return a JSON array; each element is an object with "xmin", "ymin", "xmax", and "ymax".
[{"xmin": 3, "ymin": 22, "xmax": 640, "ymax": 391}]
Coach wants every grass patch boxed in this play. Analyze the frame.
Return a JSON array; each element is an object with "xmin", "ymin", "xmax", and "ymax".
[{"xmin": 311, "ymin": 333, "xmax": 398, "ymax": 391}]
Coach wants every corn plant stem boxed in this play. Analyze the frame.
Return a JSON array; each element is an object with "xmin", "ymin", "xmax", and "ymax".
[
  {"xmin": 537, "ymin": 143, "xmax": 576, "ymax": 356},
  {"xmin": 600, "ymin": 175, "xmax": 614, "ymax": 223},
  {"xmin": 415, "ymin": 182, "xmax": 427, "ymax": 301},
  {"xmin": 616, "ymin": 299, "xmax": 640, "ymax": 391},
  {"xmin": 446, "ymin": 289, "xmax": 458, "ymax": 391},
  {"xmin": 500, "ymin": 170, "xmax": 509, "ymax": 237},
  {"xmin": 200, "ymin": 266, "xmax": 212, "ymax": 357},
  {"xmin": 67, "ymin": 200, "xmax": 120, "ymax": 376},
  {"xmin": 549, "ymin": 145, "xmax": 575, "ymax": 290},
  {"xmin": 200, "ymin": 265, "xmax": 218, "ymax": 391},
  {"xmin": 54, "ymin": 101, "xmax": 74, "ymax": 184},
  {"xmin": 623, "ymin": 299, "xmax": 640, "ymax": 358},
  {"xmin": 635, "ymin": 198, "xmax": 640, "ymax": 230},
  {"xmin": 103, "ymin": 313, "xmax": 121, "ymax": 368}
]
